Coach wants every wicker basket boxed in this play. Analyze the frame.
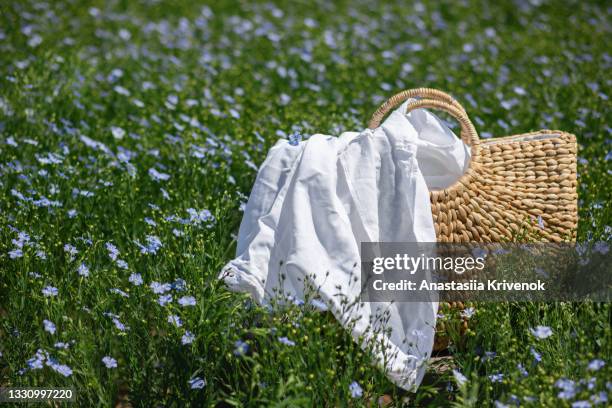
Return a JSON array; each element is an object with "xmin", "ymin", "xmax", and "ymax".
[
  {"xmin": 368, "ymin": 88, "xmax": 578, "ymax": 243},
  {"xmin": 368, "ymin": 88, "xmax": 578, "ymax": 351}
]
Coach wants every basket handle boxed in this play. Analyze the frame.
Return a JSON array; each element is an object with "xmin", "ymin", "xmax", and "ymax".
[
  {"xmin": 368, "ymin": 88, "xmax": 467, "ymax": 129},
  {"xmin": 367, "ymin": 88, "xmax": 479, "ymax": 146},
  {"xmin": 404, "ymin": 98, "xmax": 479, "ymax": 147}
]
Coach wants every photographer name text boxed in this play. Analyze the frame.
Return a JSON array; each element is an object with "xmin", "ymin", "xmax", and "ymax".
[{"xmin": 372, "ymin": 279, "xmax": 546, "ymax": 292}]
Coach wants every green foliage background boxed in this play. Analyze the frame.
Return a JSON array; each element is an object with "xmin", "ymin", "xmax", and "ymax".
[{"xmin": 0, "ymin": 0, "xmax": 610, "ymax": 406}]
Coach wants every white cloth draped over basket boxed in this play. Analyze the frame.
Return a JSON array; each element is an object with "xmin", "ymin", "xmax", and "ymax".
[{"xmin": 219, "ymin": 101, "xmax": 470, "ymax": 390}]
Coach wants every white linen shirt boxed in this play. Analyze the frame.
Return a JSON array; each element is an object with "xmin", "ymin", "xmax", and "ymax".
[{"xmin": 219, "ymin": 101, "xmax": 470, "ymax": 390}]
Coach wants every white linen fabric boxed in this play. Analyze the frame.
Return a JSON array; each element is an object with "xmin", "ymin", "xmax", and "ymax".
[{"xmin": 219, "ymin": 101, "xmax": 470, "ymax": 390}]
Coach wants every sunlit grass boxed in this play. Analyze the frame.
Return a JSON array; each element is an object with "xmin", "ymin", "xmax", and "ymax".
[{"xmin": 0, "ymin": 0, "xmax": 610, "ymax": 406}]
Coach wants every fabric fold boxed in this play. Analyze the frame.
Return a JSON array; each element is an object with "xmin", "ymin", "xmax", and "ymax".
[{"xmin": 219, "ymin": 104, "xmax": 469, "ymax": 390}]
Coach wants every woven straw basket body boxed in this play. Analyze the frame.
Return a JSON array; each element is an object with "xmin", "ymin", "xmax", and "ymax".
[
  {"xmin": 369, "ymin": 88, "xmax": 578, "ymax": 351},
  {"xmin": 368, "ymin": 88, "xmax": 578, "ymax": 243}
]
